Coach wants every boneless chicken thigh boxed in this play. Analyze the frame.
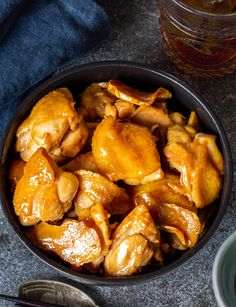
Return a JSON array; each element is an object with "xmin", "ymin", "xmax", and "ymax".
[
  {"xmin": 29, "ymin": 203, "xmax": 111, "ymax": 269},
  {"xmin": 16, "ymin": 88, "xmax": 88, "ymax": 162},
  {"xmin": 164, "ymin": 125, "xmax": 223, "ymax": 208},
  {"xmin": 92, "ymin": 116, "xmax": 164, "ymax": 185},
  {"xmin": 13, "ymin": 148, "xmax": 79, "ymax": 226},
  {"xmin": 104, "ymin": 204, "xmax": 160, "ymax": 276}
]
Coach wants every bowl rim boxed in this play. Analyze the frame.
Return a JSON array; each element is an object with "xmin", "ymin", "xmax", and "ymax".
[
  {"xmin": 0, "ymin": 60, "xmax": 233, "ymax": 286},
  {"xmin": 212, "ymin": 230, "xmax": 236, "ymax": 307}
]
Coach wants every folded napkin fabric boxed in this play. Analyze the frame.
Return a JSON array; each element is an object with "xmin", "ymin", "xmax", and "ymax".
[{"xmin": 0, "ymin": 0, "xmax": 110, "ymax": 137}]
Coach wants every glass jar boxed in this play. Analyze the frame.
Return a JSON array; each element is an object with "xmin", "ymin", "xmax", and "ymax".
[{"xmin": 158, "ymin": 0, "xmax": 236, "ymax": 77}]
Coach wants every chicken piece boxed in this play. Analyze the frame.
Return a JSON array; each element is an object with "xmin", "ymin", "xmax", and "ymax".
[
  {"xmin": 194, "ymin": 133, "xmax": 224, "ymax": 174},
  {"xmin": 131, "ymin": 106, "xmax": 172, "ymax": 128},
  {"xmin": 13, "ymin": 148, "xmax": 79, "ymax": 226},
  {"xmin": 29, "ymin": 203, "xmax": 111, "ymax": 271},
  {"xmin": 147, "ymin": 202, "xmax": 201, "ymax": 248},
  {"xmin": 160, "ymin": 226, "xmax": 187, "ymax": 250},
  {"xmin": 62, "ymin": 152, "xmax": 99, "ymax": 173},
  {"xmin": 73, "ymin": 170, "xmax": 131, "ymax": 217},
  {"xmin": 29, "ymin": 219, "xmax": 102, "ymax": 267},
  {"xmin": 188, "ymin": 111, "xmax": 200, "ymax": 130},
  {"xmin": 15, "ymin": 88, "xmax": 88, "ymax": 162},
  {"xmin": 132, "ymin": 175, "xmax": 196, "ymax": 212},
  {"xmin": 155, "ymin": 101, "xmax": 168, "ymax": 112},
  {"xmin": 114, "ymin": 100, "xmax": 136, "ymax": 119},
  {"xmin": 167, "ymin": 124, "xmax": 192, "ymax": 145},
  {"xmin": 190, "ymin": 137, "xmax": 222, "ymax": 208},
  {"xmin": 107, "ymin": 80, "xmax": 172, "ymax": 106},
  {"xmin": 88, "ymin": 203, "xmax": 111, "ymax": 269},
  {"xmin": 104, "ymin": 103, "xmax": 117, "ymax": 119},
  {"xmin": 92, "ymin": 116, "xmax": 164, "ymax": 185},
  {"xmin": 104, "ymin": 205, "xmax": 160, "ymax": 277},
  {"xmin": 153, "ymin": 245, "xmax": 164, "ymax": 262},
  {"xmin": 8, "ymin": 158, "xmax": 26, "ymax": 192},
  {"xmin": 164, "ymin": 125, "xmax": 224, "ymax": 208},
  {"xmin": 78, "ymin": 83, "xmax": 116, "ymax": 120},
  {"xmin": 184, "ymin": 126, "xmax": 197, "ymax": 139},
  {"xmin": 169, "ymin": 112, "xmax": 186, "ymax": 125}
]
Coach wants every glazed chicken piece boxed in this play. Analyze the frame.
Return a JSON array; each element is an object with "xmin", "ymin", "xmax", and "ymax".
[
  {"xmin": 29, "ymin": 219, "xmax": 102, "ymax": 267},
  {"xmin": 160, "ymin": 225, "xmax": 188, "ymax": 250},
  {"xmin": 62, "ymin": 152, "xmax": 99, "ymax": 173},
  {"xmin": 131, "ymin": 175, "xmax": 196, "ymax": 212},
  {"xmin": 78, "ymin": 83, "xmax": 116, "ymax": 120},
  {"xmin": 138, "ymin": 195, "xmax": 201, "ymax": 249},
  {"xmin": 190, "ymin": 134, "xmax": 223, "ymax": 207},
  {"xmin": 8, "ymin": 158, "xmax": 26, "ymax": 192},
  {"xmin": 92, "ymin": 116, "xmax": 164, "ymax": 185},
  {"xmin": 73, "ymin": 170, "xmax": 131, "ymax": 218},
  {"xmin": 153, "ymin": 203, "xmax": 201, "ymax": 248},
  {"xmin": 194, "ymin": 133, "xmax": 224, "ymax": 174},
  {"xmin": 104, "ymin": 205, "xmax": 160, "ymax": 277},
  {"xmin": 188, "ymin": 111, "xmax": 200, "ymax": 130},
  {"xmin": 164, "ymin": 125, "xmax": 223, "ymax": 208},
  {"xmin": 166, "ymin": 124, "xmax": 193, "ymax": 145},
  {"xmin": 107, "ymin": 80, "xmax": 172, "ymax": 106},
  {"xmin": 88, "ymin": 203, "xmax": 111, "ymax": 269},
  {"xmin": 104, "ymin": 99, "xmax": 137, "ymax": 120},
  {"xmin": 13, "ymin": 148, "xmax": 79, "ymax": 226},
  {"xmin": 15, "ymin": 88, "xmax": 88, "ymax": 162},
  {"xmin": 169, "ymin": 112, "xmax": 186, "ymax": 126},
  {"xmin": 104, "ymin": 102, "xmax": 118, "ymax": 119},
  {"xmin": 131, "ymin": 106, "xmax": 172, "ymax": 128},
  {"xmin": 29, "ymin": 203, "xmax": 111, "ymax": 269},
  {"xmin": 114, "ymin": 100, "xmax": 136, "ymax": 119}
]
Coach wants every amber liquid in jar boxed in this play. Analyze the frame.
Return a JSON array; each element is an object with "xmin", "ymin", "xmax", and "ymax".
[
  {"xmin": 179, "ymin": 0, "xmax": 236, "ymax": 14},
  {"xmin": 158, "ymin": 0, "xmax": 236, "ymax": 76}
]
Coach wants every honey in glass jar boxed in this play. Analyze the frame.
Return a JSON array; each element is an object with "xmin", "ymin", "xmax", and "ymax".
[{"xmin": 158, "ymin": 0, "xmax": 236, "ymax": 76}]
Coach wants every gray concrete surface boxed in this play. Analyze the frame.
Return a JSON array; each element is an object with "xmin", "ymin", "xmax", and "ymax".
[{"xmin": 0, "ymin": 1, "xmax": 235, "ymax": 306}]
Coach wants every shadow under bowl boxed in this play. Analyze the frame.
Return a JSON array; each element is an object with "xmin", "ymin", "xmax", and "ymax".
[{"xmin": 0, "ymin": 61, "xmax": 233, "ymax": 286}]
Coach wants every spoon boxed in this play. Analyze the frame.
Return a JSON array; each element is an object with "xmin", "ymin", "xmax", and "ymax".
[{"xmin": 18, "ymin": 280, "xmax": 98, "ymax": 307}]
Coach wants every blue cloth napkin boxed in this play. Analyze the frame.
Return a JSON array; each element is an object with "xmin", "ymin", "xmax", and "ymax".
[
  {"xmin": 0, "ymin": 0, "xmax": 22, "ymax": 24},
  {"xmin": 0, "ymin": 0, "xmax": 110, "ymax": 138}
]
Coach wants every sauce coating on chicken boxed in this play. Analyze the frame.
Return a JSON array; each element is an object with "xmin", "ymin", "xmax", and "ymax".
[{"xmin": 10, "ymin": 81, "xmax": 224, "ymax": 277}]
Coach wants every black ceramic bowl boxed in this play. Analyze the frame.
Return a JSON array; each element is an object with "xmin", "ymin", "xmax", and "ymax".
[{"xmin": 0, "ymin": 61, "xmax": 233, "ymax": 286}]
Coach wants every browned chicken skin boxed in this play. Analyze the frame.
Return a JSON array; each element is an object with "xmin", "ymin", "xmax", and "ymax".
[
  {"xmin": 131, "ymin": 106, "xmax": 172, "ymax": 128},
  {"xmin": 104, "ymin": 205, "xmax": 160, "ymax": 276},
  {"xmin": 89, "ymin": 203, "xmax": 111, "ymax": 269},
  {"xmin": 131, "ymin": 175, "xmax": 196, "ymax": 212},
  {"xmin": 30, "ymin": 219, "xmax": 102, "ymax": 267},
  {"xmin": 73, "ymin": 170, "xmax": 131, "ymax": 218},
  {"xmin": 107, "ymin": 80, "xmax": 172, "ymax": 106},
  {"xmin": 13, "ymin": 148, "xmax": 79, "ymax": 226},
  {"xmin": 16, "ymin": 88, "xmax": 88, "ymax": 162},
  {"xmin": 92, "ymin": 116, "xmax": 164, "ymax": 185},
  {"xmin": 149, "ymin": 202, "xmax": 201, "ymax": 248},
  {"xmin": 164, "ymin": 125, "xmax": 223, "ymax": 208},
  {"xmin": 78, "ymin": 83, "xmax": 116, "ymax": 120},
  {"xmin": 29, "ymin": 203, "xmax": 111, "ymax": 269}
]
